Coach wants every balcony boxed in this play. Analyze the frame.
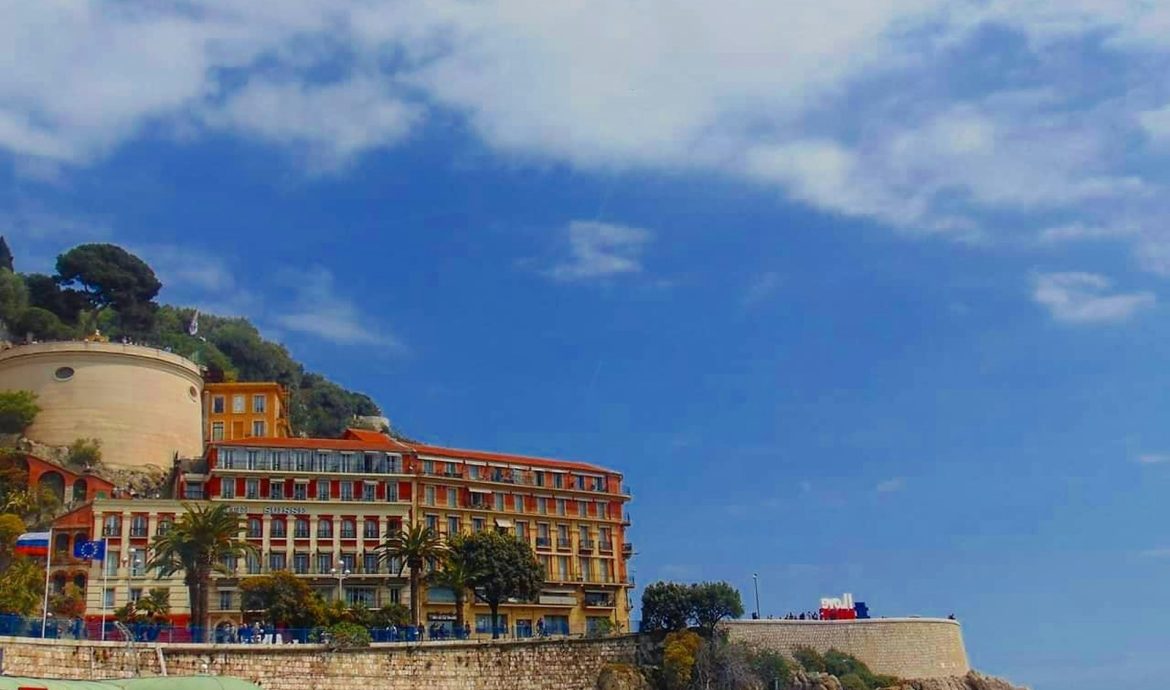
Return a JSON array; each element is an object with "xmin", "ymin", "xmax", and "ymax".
[
  {"xmin": 584, "ymin": 593, "xmax": 616, "ymax": 608},
  {"xmin": 621, "ymin": 513, "xmax": 631, "ymax": 526},
  {"xmin": 578, "ymin": 539, "xmax": 595, "ymax": 553},
  {"xmin": 599, "ymin": 541, "xmax": 613, "ymax": 553},
  {"xmin": 621, "ymin": 542, "xmax": 633, "ymax": 555},
  {"xmin": 535, "ymin": 537, "xmax": 552, "ymax": 549},
  {"xmin": 556, "ymin": 538, "xmax": 572, "ymax": 551}
]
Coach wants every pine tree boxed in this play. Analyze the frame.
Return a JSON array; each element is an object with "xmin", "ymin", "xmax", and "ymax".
[{"xmin": 0, "ymin": 236, "xmax": 13, "ymax": 272}]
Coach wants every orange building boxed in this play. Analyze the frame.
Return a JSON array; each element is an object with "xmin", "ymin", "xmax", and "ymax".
[{"xmin": 203, "ymin": 382, "xmax": 290, "ymax": 442}]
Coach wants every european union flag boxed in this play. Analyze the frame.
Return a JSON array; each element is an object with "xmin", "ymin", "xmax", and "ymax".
[{"xmin": 73, "ymin": 539, "xmax": 106, "ymax": 562}]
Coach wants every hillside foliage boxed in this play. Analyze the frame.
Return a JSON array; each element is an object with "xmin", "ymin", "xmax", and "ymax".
[{"xmin": 0, "ymin": 239, "xmax": 396, "ymax": 439}]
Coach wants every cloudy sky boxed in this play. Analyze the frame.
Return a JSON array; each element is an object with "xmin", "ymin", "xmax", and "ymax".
[{"xmin": 3, "ymin": 2, "xmax": 1170, "ymax": 686}]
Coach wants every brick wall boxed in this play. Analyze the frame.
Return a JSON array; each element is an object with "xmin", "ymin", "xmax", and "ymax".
[
  {"xmin": 723, "ymin": 618, "xmax": 970, "ymax": 680},
  {"xmin": 0, "ymin": 636, "xmax": 638, "ymax": 690}
]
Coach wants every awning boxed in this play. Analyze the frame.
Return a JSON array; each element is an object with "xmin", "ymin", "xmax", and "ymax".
[
  {"xmin": 494, "ymin": 518, "xmax": 514, "ymax": 528},
  {"xmin": 469, "ymin": 488, "xmax": 492, "ymax": 494}
]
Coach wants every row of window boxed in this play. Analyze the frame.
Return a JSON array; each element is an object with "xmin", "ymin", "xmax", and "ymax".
[
  {"xmin": 221, "ymin": 478, "xmax": 400, "ymax": 502},
  {"xmin": 210, "ymin": 420, "xmax": 266, "ymax": 440},
  {"xmin": 217, "ymin": 449, "xmax": 404, "ymax": 475},
  {"xmin": 222, "ymin": 552, "xmax": 403, "ymax": 576},
  {"xmin": 419, "ymin": 459, "xmax": 610, "ymax": 492},
  {"xmin": 422, "ymin": 514, "xmax": 614, "ymax": 552},
  {"xmin": 102, "ymin": 515, "xmax": 171, "ymax": 537},
  {"xmin": 421, "ymin": 485, "xmax": 613, "ymax": 518},
  {"xmin": 210, "ymin": 394, "xmax": 269, "ymax": 415},
  {"xmin": 245, "ymin": 516, "xmax": 400, "ymax": 540}
]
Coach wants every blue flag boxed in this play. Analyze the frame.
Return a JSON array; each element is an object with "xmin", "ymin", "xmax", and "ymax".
[{"xmin": 73, "ymin": 539, "xmax": 106, "ymax": 561}]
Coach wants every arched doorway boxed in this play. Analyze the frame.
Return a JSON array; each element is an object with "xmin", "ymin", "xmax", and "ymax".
[
  {"xmin": 54, "ymin": 532, "xmax": 69, "ymax": 556},
  {"xmin": 39, "ymin": 471, "xmax": 65, "ymax": 504},
  {"xmin": 72, "ymin": 478, "xmax": 88, "ymax": 503}
]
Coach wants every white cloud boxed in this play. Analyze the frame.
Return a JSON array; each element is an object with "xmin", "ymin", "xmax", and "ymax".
[
  {"xmin": 273, "ymin": 266, "xmax": 403, "ymax": 348},
  {"xmin": 742, "ymin": 272, "xmax": 781, "ymax": 308},
  {"xmin": 1139, "ymin": 547, "xmax": 1170, "ymax": 559},
  {"xmin": 544, "ymin": 221, "xmax": 653, "ymax": 282},
  {"xmin": 1138, "ymin": 105, "xmax": 1170, "ymax": 145},
  {"xmin": 1136, "ymin": 453, "xmax": 1170, "ymax": 465},
  {"xmin": 1032, "ymin": 272, "xmax": 1155, "ymax": 324},
  {"xmin": 875, "ymin": 477, "xmax": 907, "ymax": 494}
]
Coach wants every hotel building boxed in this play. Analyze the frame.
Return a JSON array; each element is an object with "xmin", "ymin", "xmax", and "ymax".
[
  {"xmin": 202, "ymin": 382, "xmax": 291, "ymax": 442},
  {"xmin": 58, "ymin": 428, "xmax": 633, "ymax": 637}
]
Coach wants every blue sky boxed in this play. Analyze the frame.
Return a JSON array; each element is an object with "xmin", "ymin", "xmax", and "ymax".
[{"xmin": 3, "ymin": 3, "xmax": 1170, "ymax": 687}]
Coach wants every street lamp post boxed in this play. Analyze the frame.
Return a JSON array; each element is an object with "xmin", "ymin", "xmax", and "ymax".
[
  {"xmin": 752, "ymin": 573, "xmax": 761, "ymax": 620},
  {"xmin": 330, "ymin": 567, "xmax": 351, "ymax": 604}
]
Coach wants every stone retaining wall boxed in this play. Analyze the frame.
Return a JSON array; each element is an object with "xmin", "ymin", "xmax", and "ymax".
[
  {"xmin": 0, "ymin": 636, "xmax": 638, "ymax": 690},
  {"xmin": 723, "ymin": 618, "xmax": 970, "ymax": 680}
]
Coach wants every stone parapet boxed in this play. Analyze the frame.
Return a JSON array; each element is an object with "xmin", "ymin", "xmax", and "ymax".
[{"xmin": 723, "ymin": 618, "xmax": 970, "ymax": 680}]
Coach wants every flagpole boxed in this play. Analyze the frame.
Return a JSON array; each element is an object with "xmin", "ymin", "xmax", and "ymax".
[
  {"xmin": 41, "ymin": 528, "xmax": 53, "ymax": 637},
  {"xmin": 100, "ymin": 537, "xmax": 109, "ymax": 641}
]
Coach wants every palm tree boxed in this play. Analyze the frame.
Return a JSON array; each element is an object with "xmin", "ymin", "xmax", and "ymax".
[
  {"xmin": 428, "ymin": 535, "xmax": 483, "ymax": 636},
  {"xmin": 377, "ymin": 522, "xmax": 445, "ymax": 627},
  {"xmin": 146, "ymin": 503, "xmax": 254, "ymax": 642}
]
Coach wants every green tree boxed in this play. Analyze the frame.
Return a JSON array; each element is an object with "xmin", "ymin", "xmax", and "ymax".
[
  {"xmin": 55, "ymin": 243, "xmax": 162, "ymax": 332},
  {"xmin": 690, "ymin": 581, "xmax": 744, "ymax": 636},
  {"xmin": 0, "ymin": 512, "xmax": 26, "ymax": 570},
  {"xmin": 15, "ymin": 307, "xmax": 74, "ymax": 341},
  {"xmin": 0, "ymin": 556, "xmax": 44, "ymax": 615},
  {"xmin": 430, "ymin": 534, "xmax": 484, "ymax": 634},
  {"xmin": 64, "ymin": 438, "xmax": 102, "ymax": 470},
  {"xmin": 0, "ymin": 268, "xmax": 28, "ymax": 327},
  {"xmin": 641, "ymin": 581, "xmax": 694, "ymax": 633},
  {"xmin": 662, "ymin": 630, "xmax": 703, "ymax": 690},
  {"xmin": 460, "ymin": 530, "xmax": 544, "ymax": 639},
  {"xmin": 0, "ymin": 390, "xmax": 39, "ymax": 434},
  {"xmin": 793, "ymin": 646, "xmax": 827, "ymax": 673},
  {"xmin": 0, "ymin": 236, "xmax": 14, "ymax": 272},
  {"xmin": 376, "ymin": 522, "xmax": 445, "ymax": 627},
  {"xmin": 23, "ymin": 273, "xmax": 86, "ymax": 324},
  {"xmin": 138, "ymin": 587, "xmax": 171, "ymax": 623},
  {"xmin": 747, "ymin": 648, "xmax": 794, "ymax": 688},
  {"xmin": 146, "ymin": 503, "xmax": 255, "ymax": 642},
  {"xmin": 371, "ymin": 603, "xmax": 409, "ymax": 628},
  {"xmin": 239, "ymin": 570, "xmax": 324, "ymax": 630},
  {"xmin": 50, "ymin": 583, "xmax": 87, "ymax": 618}
]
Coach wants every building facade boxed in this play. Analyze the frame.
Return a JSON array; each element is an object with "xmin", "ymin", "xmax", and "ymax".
[
  {"xmin": 57, "ymin": 428, "xmax": 633, "ymax": 638},
  {"xmin": 202, "ymin": 382, "xmax": 290, "ymax": 442}
]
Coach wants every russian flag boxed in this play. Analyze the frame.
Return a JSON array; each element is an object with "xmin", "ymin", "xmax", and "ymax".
[{"xmin": 14, "ymin": 531, "xmax": 50, "ymax": 557}]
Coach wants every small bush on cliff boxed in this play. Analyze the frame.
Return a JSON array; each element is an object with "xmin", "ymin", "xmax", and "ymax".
[
  {"xmin": 840, "ymin": 673, "xmax": 868, "ymax": 690},
  {"xmin": 662, "ymin": 630, "xmax": 703, "ymax": 690},
  {"xmin": 793, "ymin": 647, "xmax": 827, "ymax": 674},
  {"xmin": 823, "ymin": 649, "xmax": 897, "ymax": 689},
  {"xmin": 0, "ymin": 391, "xmax": 39, "ymax": 434},
  {"xmin": 747, "ymin": 648, "xmax": 793, "ymax": 687}
]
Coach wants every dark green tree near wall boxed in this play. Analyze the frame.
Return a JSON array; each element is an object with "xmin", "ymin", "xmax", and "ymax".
[
  {"xmin": 55, "ymin": 243, "xmax": 162, "ymax": 333},
  {"xmin": 0, "ymin": 237, "xmax": 13, "ymax": 272},
  {"xmin": 461, "ymin": 530, "xmax": 544, "ymax": 639}
]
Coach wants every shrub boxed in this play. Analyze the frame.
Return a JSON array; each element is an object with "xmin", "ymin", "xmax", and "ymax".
[
  {"xmin": 840, "ymin": 673, "xmax": 868, "ymax": 690},
  {"xmin": 324, "ymin": 621, "xmax": 371, "ymax": 648},
  {"xmin": 748, "ymin": 647, "xmax": 794, "ymax": 687},
  {"xmin": 792, "ymin": 646, "xmax": 826, "ymax": 673},
  {"xmin": 65, "ymin": 438, "xmax": 102, "ymax": 469},
  {"xmin": 0, "ymin": 391, "xmax": 39, "ymax": 434},
  {"xmin": 662, "ymin": 630, "xmax": 703, "ymax": 690}
]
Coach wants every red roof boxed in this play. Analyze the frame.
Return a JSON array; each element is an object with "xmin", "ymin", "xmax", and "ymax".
[
  {"xmin": 214, "ymin": 428, "xmax": 413, "ymax": 452},
  {"xmin": 406, "ymin": 442, "xmax": 616, "ymax": 476}
]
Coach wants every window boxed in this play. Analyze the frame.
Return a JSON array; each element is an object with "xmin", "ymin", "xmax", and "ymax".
[
  {"xmin": 447, "ymin": 516, "xmax": 460, "ymax": 536},
  {"xmin": 446, "ymin": 487, "xmax": 456, "ymax": 506},
  {"xmin": 104, "ymin": 553, "xmax": 119, "ymax": 576},
  {"xmin": 476, "ymin": 614, "xmax": 508, "ymax": 634},
  {"xmin": 130, "ymin": 515, "xmax": 147, "ymax": 537},
  {"xmin": 362, "ymin": 482, "xmax": 375, "ymax": 502},
  {"xmin": 580, "ymin": 557, "xmax": 593, "ymax": 582},
  {"xmin": 103, "ymin": 588, "xmax": 115, "ymax": 608},
  {"xmin": 364, "ymin": 518, "xmax": 380, "ymax": 538},
  {"xmin": 536, "ymin": 523, "xmax": 550, "ymax": 548},
  {"xmin": 363, "ymin": 553, "xmax": 379, "ymax": 574},
  {"xmin": 318, "ymin": 520, "xmax": 333, "ymax": 538},
  {"xmin": 232, "ymin": 394, "xmax": 245, "ymax": 413},
  {"xmin": 347, "ymin": 587, "xmax": 376, "ymax": 608},
  {"xmin": 340, "ymin": 553, "xmax": 356, "ymax": 572},
  {"xmin": 270, "ymin": 481, "xmax": 284, "ymax": 500},
  {"xmin": 386, "ymin": 482, "xmax": 399, "ymax": 502},
  {"xmin": 578, "ymin": 501, "xmax": 587, "ymax": 518},
  {"xmin": 269, "ymin": 553, "xmax": 286, "ymax": 571},
  {"xmin": 341, "ymin": 519, "xmax": 356, "ymax": 539},
  {"xmin": 388, "ymin": 588, "xmax": 401, "ymax": 604},
  {"xmin": 558, "ymin": 524, "xmax": 570, "ymax": 548},
  {"xmin": 316, "ymin": 553, "xmax": 332, "ymax": 574},
  {"xmin": 220, "ymin": 479, "xmax": 235, "ymax": 499},
  {"xmin": 294, "ymin": 482, "xmax": 307, "ymax": 500},
  {"xmin": 495, "ymin": 493, "xmax": 505, "ymax": 511},
  {"xmin": 514, "ymin": 494, "xmax": 524, "ymax": 513},
  {"xmin": 184, "ymin": 482, "xmax": 204, "ymax": 499},
  {"xmin": 247, "ymin": 518, "xmax": 262, "ymax": 538},
  {"xmin": 556, "ymin": 499, "xmax": 565, "ymax": 515},
  {"xmin": 103, "ymin": 515, "xmax": 121, "ymax": 537},
  {"xmin": 516, "ymin": 521, "xmax": 528, "ymax": 540},
  {"xmin": 425, "ymin": 514, "xmax": 439, "ymax": 531},
  {"xmin": 218, "ymin": 591, "xmax": 233, "ymax": 611},
  {"xmin": 425, "ymin": 485, "xmax": 435, "ymax": 506},
  {"xmin": 211, "ymin": 422, "xmax": 224, "ymax": 441},
  {"xmin": 294, "ymin": 553, "xmax": 309, "ymax": 574},
  {"xmin": 252, "ymin": 394, "xmax": 266, "ymax": 413},
  {"xmin": 472, "ymin": 517, "xmax": 485, "ymax": 533},
  {"xmin": 246, "ymin": 552, "xmax": 261, "ymax": 575},
  {"xmin": 271, "ymin": 520, "xmax": 286, "ymax": 538},
  {"xmin": 553, "ymin": 473, "xmax": 563, "ymax": 489},
  {"xmin": 129, "ymin": 588, "xmax": 143, "ymax": 603},
  {"xmin": 317, "ymin": 479, "xmax": 330, "ymax": 501},
  {"xmin": 221, "ymin": 554, "xmax": 238, "ymax": 572},
  {"xmin": 294, "ymin": 519, "xmax": 310, "ymax": 538},
  {"xmin": 340, "ymin": 482, "xmax": 354, "ymax": 501},
  {"xmin": 599, "ymin": 527, "xmax": 611, "ymax": 550},
  {"xmin": 157, "ymin": 518, "xmax": 173, "ymax": 535},
  {"xmin": 557, "ymin": 556, "xmax": 570, "ymax": 580},
  {"xmin": 129, "ymin": 552, "xmax": 145, "ymax": 577},
  {"xmin": 535, "ymin": 472, "xmax": 545, "ymax": 487},
  {"xmin": 252, "ymin": 420, "xmax": 265, "ymax": 437},
  {"xmin": 537, "ymin": 497, "xmax": 548, "ymax": 515},
  {"xmin": 246, "ymin": 479, "xmax": 259, "ymax": 499},
  {"xmin": 212, "ymin": 396, "xmax": 225, "ymax": 414}
]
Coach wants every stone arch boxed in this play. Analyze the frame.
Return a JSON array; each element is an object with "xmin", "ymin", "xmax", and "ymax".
[
  {"xmin": 53, "ymin": 532, "xmax": 69, "ymax": 556},
  {"xmin": 51, "ymin": 571, "xmax": 69, "ymax": 595},
  {"xmin": 72, "ymin": 478, "xmax": 88, "ymax": 503},
  {"xmin": 38, "ymin": 470, "xmax": 65, "ymax": 504},
  {"xmin": 72, "ymin": 573, "xmax": 87, "ymax": 590}
]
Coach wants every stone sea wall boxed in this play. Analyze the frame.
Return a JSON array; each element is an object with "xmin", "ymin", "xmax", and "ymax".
[
  {"xmin": 723, "ymin": 618, "xmax": 971, "ymax": 680},
  {"xmin": 0, "ymin": 635, "xmax": 638, "ymax": 690}
]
